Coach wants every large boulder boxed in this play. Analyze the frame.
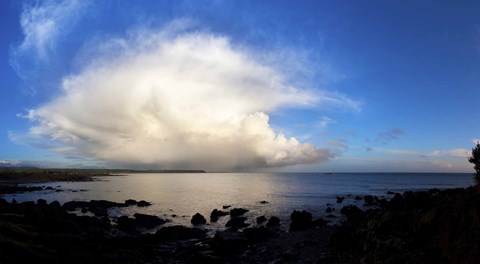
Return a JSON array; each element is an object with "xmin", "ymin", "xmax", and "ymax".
[
  {"xmin": 290, "ymin": 210, "xmax": 313, "ymax": 231},
  {"xmin": 210, "ymin": 209, "xmax": 229, "ymax": 222},
  {"xmin": 266, "ymin": 216, "xmax": 280, "ymax": 227},
  {"xmin": 116, "ymin": 216, "xmax": 136, "ymax": 232},
  {"xmin": 191, "ymin": 213, "xmax": 207, "ymax": 225},
  {"xmin": 225, "ymin": 217, "xmax": 249, "ymax": 229},
  {"xmin": 136, "ymin": 200, "xmax": 152, "ymax": 207},
  {"xmin": 230, "ymin": 208, "xmax": 249, "ymax": 217},
  {"xmin": 134, "ymin": 213, "xmax": 166, "ymax": 229}
]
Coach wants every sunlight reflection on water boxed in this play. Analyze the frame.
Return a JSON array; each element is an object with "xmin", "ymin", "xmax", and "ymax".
[{"xmin": 2, "ymin": 173, "xmax": 473, "ymax": 230}]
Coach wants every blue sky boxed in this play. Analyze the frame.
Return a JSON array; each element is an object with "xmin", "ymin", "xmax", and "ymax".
[{"xmin": 0, "ymin": 0, "xmax": 479, "ymax": 172}]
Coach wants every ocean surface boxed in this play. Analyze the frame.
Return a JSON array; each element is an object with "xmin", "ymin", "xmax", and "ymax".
[{"xmin": 1, "ymin": 173, "xmax": 474, "ymax": 230}]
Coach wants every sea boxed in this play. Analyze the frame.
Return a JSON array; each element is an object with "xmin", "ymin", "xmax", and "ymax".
[{"xmin": 1, "ymin": 173, "xmax": 474, "ymax": 230}]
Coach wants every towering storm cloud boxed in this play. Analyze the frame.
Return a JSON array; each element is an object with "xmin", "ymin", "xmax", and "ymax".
[{"xmin": 19, "ymin": 24, "xmax": 354, "ymax": 170}]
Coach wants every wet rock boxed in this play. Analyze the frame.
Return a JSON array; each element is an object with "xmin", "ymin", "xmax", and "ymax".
[
  {"xmin": 336, "ymin": 196, "xmax": 345, "ymax": 203},
  {"xmin": 225, "ymin": 217, "xmax": 249, "ymax": 229},
  {"xmin": 191, "ymin": 213, "xmax": 207, "ymax": 225},
  {"xmin": 266, "ymin": 216, "xmax": 280, "ymax": 227},
  {"xmin": 210, "ymin": 209, "xmax": 229, "ymax": 222},
  {"xmin": 326, "ymin": 206, "xmax": 333, "ymax": 213},
  {"xmin": 355, "ymin": 195, "xmax": 363, "ymax": 200},
  {"xmin": 136, "ymin": 200, "xmax": 151, "ymax": 207},
  {"xmin": 134, "ymin": 213, "xmax": 167, "ymax": 229},
  {"xmin": 230, "ymin": 208, "xmax": 249, "ymax": 217},
  {"xmin": 222, "ymin": 205, "xmax": 231, "ymax": 209},
  {"xmin": 259, "ymin": 200, "xmax": 269, "ymax": 204},
  {"xmin": 256, "ymin": 215, "xmax": 267, "ymax": 224},
  {"xmin": 290, "ymin": 210, "xmax": 313, "ymax": 231},
  {"xmin": 124, "ymin": 199, "xmax": 137, "ymax": 205}
]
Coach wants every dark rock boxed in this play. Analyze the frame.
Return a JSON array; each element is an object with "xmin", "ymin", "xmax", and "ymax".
[
  {"xmin": 155, "ymin": 225, "xmax": 207, "ymax": 240},
  {"xmin": 225, "ymin": 217, "xmax": 249, "ymax": 229},
  {"xmin": 336, "ymin": 196, "xmax": 345, "ymax": 203},
  {"xmin": 37, "ymin": 199, "xmax": 47, "ymax": 206},
  {"xmin": 259, "ymin": 200, "xmax": 269, "ymax": 204},
  {"xmin": 355, "ymin": 195, "xmax": 363, "ymax": 200},
  {"xmin": 116, "ymin": 216, "xmax": 136, "ymax": 232},
  {"xmin": 21, "ymin": 201, "xmax": 35, "ymax": 207},
  {"xmin": 244, "ymin": 226, "xmax": 276, "ymax": 242},
  {"xmin": 49, "ymin": 200, "xmax": 60, "ymax": 208},
  {"xmin": 290, "ymin": 210, "xmax": 313, "ymax": 231},
  {"xmin": 326, "ymin": 206, "xmax": 333, "ymax": 213},
  {"xmin": 137, "ymin": 200, "xmax": 151, "ymax": 207},
  {"xmin": 81, "ymin": 208, "xmax": 88, "ymax": 214},
  {"xmin": 134, "ymin": 213, "xmax": 167, "ymax": 229},
  {"xmin": 313, "ymin": 218, "xmax": 326, "ymax": 227},
  {"xmin": 230, "ymin": 208, "xmax": 249, "ymax": 217},
  {"xmin": 266, "ymin": 216, "xmax": 280, "ymax": 227},
  {"xmin": 124, "ymin": 199, "xmax": 137, "ymax": 205},
  {"xmin": 364, "ymin": 195, "xmax": 374, "ymax": 205},
  {"xmin": 191, "ymin": 213, "xmax": 207, "ymax": 225},
  {"xmin": 256, "ymin": 215, "xmax": 267, "ymax": 224},
  {"xmin": 222, "ymin": 205, "xmax": 231, "ymax": 209},
  {"xmin": 340, "ymin": 205, "xmax": 364, "ymax": 224},
  {"xmin": 387, "ymin": 191, "xmax": 395, "ymax": 195},
  {"xmin": 326, "ymin": 214, "xmax": 336, "ymax": 218},
  {"xmin": 171, "ymin": 214, "xmax": 177, "ymax": 217},
  {"xmin": 388, "ymin": 193, "xmax": 406, "ymax": 209},
  {"xmin": 214, "ymin": 231, "xmax": 249, "ymax": 253},
  {"xmin": 210, "ymin": 209, "xmax": 229, "ymax": 222},
  {"xmin": 329, "ymin": 225, "xmax": 357, "ymax": 252}
]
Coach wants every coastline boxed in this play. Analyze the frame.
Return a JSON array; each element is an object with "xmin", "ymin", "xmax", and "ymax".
[{"xmin": 0, "ymin": 172, "xmax": 479, "ymax": 263}]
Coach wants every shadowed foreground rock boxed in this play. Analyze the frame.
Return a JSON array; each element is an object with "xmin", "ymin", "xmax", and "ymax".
[
  {"xmin": 331, "ymin": 186, "xmax": 480, "ymax": 264},
  {"xmin": 0, "ymin": 197, "xmax": 336, "ymax": 263}
]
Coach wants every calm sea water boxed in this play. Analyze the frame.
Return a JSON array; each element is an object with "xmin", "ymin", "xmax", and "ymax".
[{"xmin": 1, "ymin": 173, "xmax": 474, "ymax": 230}]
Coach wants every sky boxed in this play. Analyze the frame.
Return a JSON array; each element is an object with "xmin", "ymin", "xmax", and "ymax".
[{"xmin": 0, "ymin": 0, "xmax": 479, "ymax": 172}]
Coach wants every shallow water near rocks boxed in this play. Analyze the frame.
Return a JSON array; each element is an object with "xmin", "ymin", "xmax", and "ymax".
[{"xmin": 2, "ymin": 173, "xmax": 473, "ymax": 231}]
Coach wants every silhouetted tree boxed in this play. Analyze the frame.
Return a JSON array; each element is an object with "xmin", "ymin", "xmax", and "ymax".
[{"xmin": 468, "ymin": 141, "xmax": 480, "ymax": 184}]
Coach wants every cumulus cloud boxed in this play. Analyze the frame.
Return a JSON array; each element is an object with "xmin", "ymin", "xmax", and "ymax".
[{"xmin": 16, "ymin": 25, "xmax": 355, "ymax": 171}]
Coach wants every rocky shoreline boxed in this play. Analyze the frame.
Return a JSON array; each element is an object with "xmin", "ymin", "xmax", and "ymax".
[{"xmin": 1, "ymin": 184, "xmax": 480, "ymax": 263}]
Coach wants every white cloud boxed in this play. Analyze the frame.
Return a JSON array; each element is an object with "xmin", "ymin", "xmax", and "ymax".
[
  {"xmin": 17, "ymin": 25, "xmax": 354, "ymax": 171},
  {"xmin": 10, "ymin": 0, "xmax": 88, "ymax": 84},
  {"xmin": 15, "ymin": 0, "xmax": 86, "ymax": 60}
]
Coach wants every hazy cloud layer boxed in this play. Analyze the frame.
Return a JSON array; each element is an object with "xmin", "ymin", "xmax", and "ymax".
[
  {"xmin": 16, "ymin": 24, "xmax": 355, "ymax": 170},
  {"xmin": 377, "ymin": 128, "xmax": 404, "ymax": 143}
]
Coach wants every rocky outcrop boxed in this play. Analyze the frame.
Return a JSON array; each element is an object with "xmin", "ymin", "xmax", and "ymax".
[
  {"xmin": 230, "ymin": 208, "xmax": 249, "ymax": 217},
  {"xmin": 191, "ymin": 213, "xmax": 207, "ymax": 225},
  {"xmin": 290, "ymin": 210, "xmax": 313, "ymax": 231},
  {"xmin": 331, "ymin": 186, "xmax": 480, "ymax": 264},
  {"xmin": 210, "ymin": 209, "xmax": 228, "ymax": 222}
]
